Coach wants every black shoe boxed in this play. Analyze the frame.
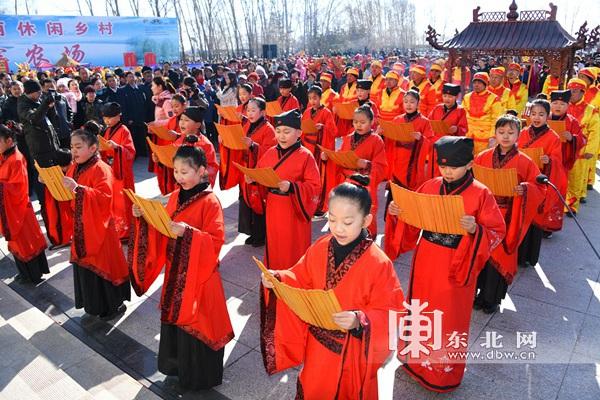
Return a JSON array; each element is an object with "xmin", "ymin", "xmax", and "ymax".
[
  {"xmin": 543, "ymin": 231, "xmax": 553, "ymax": 239},
  {"xmin": 252, "ymin": 238, "xmax": 265, "ymax": 247},
  {"xmin": 520, "ymin": 261, "xmax": 532, "ymax": 268},
  {"xmin": 473, "ymin": 297, "xmax": 484, "ymax": 310},
  {"xmin": 587, "ymin": 184, "xmax": 594, "ymax": 190},
  {"xmin": 100, "ymin": 304, "xmax": 126, "ymax": 321},
  {"xmin": 566, "ymin": 211, "xmax": 576, "ymax": 218},
  {"xmin": 14, "ymin": 274, "xmax": 26, "ymax": 283},
  {"xmin": 580, "ymin": 197, "xmax": 587, "ymax": 204},
  {"xmin": 244, "ymin": 236, "xmax": 254, "ymax": 245},
  {"xmin": 482, "ymin": 304, "xmax": 499, "ymax": 314}
]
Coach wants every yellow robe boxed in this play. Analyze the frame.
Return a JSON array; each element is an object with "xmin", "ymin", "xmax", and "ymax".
[
  {"xmin": 507, "ymin": 80, "xmax": 528, "ymax": 116},
  {"xmin": 542, "ymin": 76, "xmax": 561, "ymax": 98},
  {"xmin": 488, "ymin": 85, "xmax": 512, "ymax": 112},
  {"xmin": 463, "ymin": 90, "xmax": 503, "ymax": 154}
]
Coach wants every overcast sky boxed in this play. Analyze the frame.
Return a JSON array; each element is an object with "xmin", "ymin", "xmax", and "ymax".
[{"xmin": 4, "ymin": 0, "xmax": 599, "ymax": 40}]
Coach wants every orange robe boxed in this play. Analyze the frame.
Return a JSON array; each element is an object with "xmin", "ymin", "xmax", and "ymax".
[
  {"xmin": 0, "ymin": 147, "xmax": 48, "ymax": 280},
  {"xmin": 279, "ymin": 94, "xmax": 301, "ymax": 112},
  {"xmin": 257, "ymin": 142, "xmax": 321, "ymax": 270},
  {"xmin": 428, "ymin": 104, "xmax": 469, "ymax": 177},
  {"xmin": 395, "ymin": 175, "xmax": 506, "ymax": 392},
  {"xmin": 100, "ymin": 122, "xmax": 136, "ymax": 239},
  {"xmin": 334, "ymin": 81, "xmax": 358, "ymax": 137},
  {"xmin": 550, "ymin": 113, "xmax": 585, "ymax": 171},
  {"xmin": 378, "ymin": 87, "xmax": 405, "ymax": 122},
  {"xmin": 154, "ymin": 115, "xmax": 181, "ymax": 195},
  {"xmin": 369, "ymin": 73, "xmax": 386, "ymax": 102},
  {"xmin": 260, "ymin": 234, "xmax": 404, "ymax": 400},
  {"xmin": 474, "ymin": 146, "xmax": 545, "ymax": 284},
  {"xmin": 302, "ymin": 106, "xmax": 337, "ymax": 213},
  {"xmin": 128, "ymin": 188, "xmax": 234, "ymax": 351},
  {"xmin": 321, "ymin": 88, "xmax": 338, "ymax": 111},
  {"xmin": 411, "ymin": 79, "xmax": 437, "ymax": 116}
]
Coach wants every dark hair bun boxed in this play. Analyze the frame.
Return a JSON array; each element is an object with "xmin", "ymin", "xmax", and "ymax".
[
  {"xmin": 348, "ymin": 174, "xmax": 370, "ymax": 187},
  {"xmin": 83, "ymin": 120, "xmax": 101, "ymax": 136},
  {"xmin": 184, "ymin": 135, "xmax": 199, "ymax": 144}
]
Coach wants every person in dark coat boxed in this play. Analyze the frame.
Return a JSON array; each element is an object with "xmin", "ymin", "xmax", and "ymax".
[
  {"xmin": 118, "ymin": 71, "xmax": 148, "ymax": 157},
  {"xmin": 73, "ymin": 86, "xmax": 103, "ymax": 129}
]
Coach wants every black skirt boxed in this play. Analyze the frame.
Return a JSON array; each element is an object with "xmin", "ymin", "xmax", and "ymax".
[
  {"xmin": 14, "ymin": 252, "xmax": 49, "ymax": 283},
  {"xmin": 158, "ymin": 323, "xmax": 224, "ymax": 391},
  {"xmin": 72, "ymin": 263, "xmax": 130, "ymax": 317},
  {"xmin": 518, "ymin": 224, "xmax": 544, "ymax": 266},
  {"xmin": 476, "ymin": 262, "xmax": 509, "ymax": 307},
  {"xmin": 238, "ymin": 194, "xmax": 265, "ymax": 241}
]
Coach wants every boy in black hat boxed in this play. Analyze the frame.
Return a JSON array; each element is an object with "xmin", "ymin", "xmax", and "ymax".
[
  {"xmin": 249, "ymin": 109, "xmax": 321, "ymax": 270},
  {"xmin": 549, "ymin": 89, "xmax": 584, "ymax": 172},
  {"xmin": 387, "ymin": 135, "xmax": 506, "ymax": 392},
  {"xmin": 277, "ymin": 78, "xmax": 300, "ymax": 113}
]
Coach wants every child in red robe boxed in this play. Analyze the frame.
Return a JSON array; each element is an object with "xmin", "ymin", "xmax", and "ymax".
[
  {"xmin": 97, "ymin": 103, "xmax": 136, "ymax": 240},
  {"xmin": 260, "ymin": 176, "xmax": 404, "ymax": 399},
  {"xmin": 356, "ymin": 79, "xmax": 380, "ymax": 130},
  {"xmin": 277, "ymin": 78, "xmax": 300, "ymax": 112},
  {"xmin": 549, "ymin": 90, "xmax": 584, "ymax": 172},
  {"xmin": 428, "ymin": 83, "xmax": 468, "ymax": 177},
  {"xmin": 58, "ymin": 126, "xmax": 130, "ymax": 319},
  {"xmin": 219, "ymin": 98, "xmax": 277, "ymax": 246},
  {"xmin": 302, "ymin": 86, "xmax": 338, "ymax": 214},
  {"xmin": 129, "ymin": 145, "xmax": 233, "ymax": 390},
  {"xmin": 250, "ymin": 109, "xmax": 321, "ymax": 270},
  {"xmin": 474, "ymin": 115, "xmax": 546, "ymax": 313},
  {"xmin": 518, "ymin": 99, "xmax": 566, "ymax": 267},
  {"xmin": 0, "ymin": 124, "xmax": 49, "ymax": 284},
  {"xmin": 325, "ymin": 104, "xmax": 387, "ymax": 236},
  {"xmin": 389, "ymin": 136, "xmax": 506, "ymax": 392}
]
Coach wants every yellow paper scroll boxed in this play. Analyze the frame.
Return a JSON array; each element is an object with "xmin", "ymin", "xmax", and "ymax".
[
  {"xmin": 97, "ymin": 135, "xmax": 112, "ymax": 152},
  {"xmin": 254, "ymin": 257, "xmax": 344, "ymax": 331},
  {"xmin": 301, "ymin": 118, "xmax": 319, "ymax": 134},
  {"xmin": 215, "ymin": 104, "xmax": 242, "ymax": 123},
  {"xmin": 34, "ymin": 162, "xmax": 74, "ymax": 201},
  {"xmin": 547, "ymin": 120, "xmax": 568, "ymax": 142},
  {"xmin": 233, "ymin": 163, "xmax": 281, "ymax": 188},
  {"xmin": 334, "ymin": 101, "xmax": 359, "ymax": 120},
  {"xmin": 123, "ymin": 189, "xmax": 177, "ymax": 239},
  {"xmin": 146, "ymin": 123, "xmax": 178, "ymax": 142},
  {"xmin": 265, "ymin": 101, "xmax": 283, "ymax": 117},
  {"xmin": 429, "ymin": 120, "xmax": 451, "ymax": 136},
  {"xmin": 215, "ymin": 123, "xmax": 248, "ymax": 150},
  {"xmin": 379, "ymin": 120, "xmax": 416, "ymax": 142},
  {"xmin": 519, "ymin": 147, "xmax": 544, "ymax": 169},
  {"xmin": 472, "ymin": 165, "xmax": 519, "ymax": 197},
  {"xmin": 318, "ymin": 145, "xmax": 360, "ymax": 169},
  {"xmin": 146, "ymin": 137, "xmax": 177, "ymax": 169}
]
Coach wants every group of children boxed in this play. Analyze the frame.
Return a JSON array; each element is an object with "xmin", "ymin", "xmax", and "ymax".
[{"xmin": 0, "ymin": 69, "xmax": 596, "ymax": 398}]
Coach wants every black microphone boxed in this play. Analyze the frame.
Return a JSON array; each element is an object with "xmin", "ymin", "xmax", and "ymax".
[{"xmin": 536, "ymin": 174, "xmax": 600, "ymax": 260}]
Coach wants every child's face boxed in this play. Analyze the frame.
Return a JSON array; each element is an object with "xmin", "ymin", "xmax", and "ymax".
[
  {"xmin": 352, "ymin": 112, "xmax": 372, "ymax": 135},
  {"xmin": 550, "ymin": 100, "xmax": 568, "ymax": 116},
  {"xmin": 173, "ymin": 158, "xmax": 205, "ymax": 190},
  {"xmin": 238, "ymin": 89, "xmax": 251, "ymax": 104},
  {"xmin": 70, "ymin": 135, "xmax": 97, "ymax": 164},
  {"xmin": 274, "ymin": 126, "xmax": 301, "ymax": 149},
  {"xmin": 439, "ymin": 162, "xmax": 472, "ymax": 183},
  {"xmin": 530, "ymin": 105, "xmax": 548, "ymax": 127},
  {"xmin": 0, "ymin": 137, "xmax": 13, "ymax": 153},
  {"xmin": 103, "ymin": 115, "xmax": 120, "ymax": 127},
  {"xmin": 495, "ymin": 123, "xmax": 519, "ymax": 151},
  {"xmin": 442, "ymin": 94, "xmax": 457, "ymax": 108},
  {"xmin": 279, "ymin": 87, "xmax": 291, "ymax": 97},
  {"xmin": 327, "ymin": 197, "xmax": 372, "ymax": 246},
  {"xmin": 403, "ymin": 95, "xmax": 419, "ymax": 113},
  {"xmin": 308, "ymin": 92, "xmax": 320, "ymax": 108},
  {"xmin": 246, "ymin": 102, "xmax": 263, "ymax": 122},
  {"xmin": 357, "ymin": 88, "xmax": 369, "ymax": 101},
  {"xmin": 172, "ymin": 100, "xmax": 186, "ymax": 116},
  {"xmin": 179, "ymin": 114, "xmax": 201, "ymax": 135}
]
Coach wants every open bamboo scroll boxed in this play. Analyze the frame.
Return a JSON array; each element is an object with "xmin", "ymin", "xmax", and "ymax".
[
  {"xmin": 123, "ymin": 189, "xmax": 177, "ymax": 239},
  {"xmin": 34, "ymin": 162, "xmax": 74, "ymax": 201},
  {"xmin": 472, "ymin": 165, "xmax": 519, "ymax": 197},
  {"xmin": 519, "ymin": 147, "xmax": 544, "ymax": 169}
]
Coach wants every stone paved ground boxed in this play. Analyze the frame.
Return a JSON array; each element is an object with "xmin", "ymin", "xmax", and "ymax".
[{"xmin": 0, "ymin": 157, "xmax": 599, "ymax": 400}]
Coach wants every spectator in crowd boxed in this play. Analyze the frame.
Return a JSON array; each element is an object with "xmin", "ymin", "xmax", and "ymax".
[
  {"xmin": 74, "ymin": 86, "xmax": 103, "ymax": 129},
  {"xmin": 216, "ymin": 71, "xmax": 239, "ymax": 107},
  {"xmin": 119, "ymin": 71, "xmax": 148, "ymax": 156},
  {"xmin": 151, "ymin": 76, "xmax": 176, "ymax": 121}
]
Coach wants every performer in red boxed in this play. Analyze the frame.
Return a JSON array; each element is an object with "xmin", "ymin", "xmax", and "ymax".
[
  {"xmin": 0, "ymin": 124, "xmax": 49, "ymax": 284},
  {"xmin": 98, "ymin": 103, "xmax": 136, "ymax": 240},
  {"xmin": 325, "ymin": 104, "xmax": 387, "ymax": 235},
  {"xmin": 549, "ymin": 90, "xmax": 584, "ymax": 171},
  {"xmin": 219, "ymin": 98, "xmax": 277, "ymax": 246},
  {"xmin": 518, "ymin": 99, "xmax": 566, "ymax": 267},
  {"xmin": 389, "ymin": 136, "xmax": 505, "ymax": 392},
  {"xmin": 356, "ymin": 79, "xmax": 380, "ymax": 129},
  {"xmin": 474, "ymin": 115, "xmax": 545, "ymax": 313},
  {"xmin": 58, "ymin": 127, "xmax": 130, "ymax": 319},
  {"xmin": 302, "ymin": 86, "xmax": 338, "ymax": 214},
  {"xmin": 252, "ymin": 110, "xmax": 321, "ymax": 270},
  {"xmin": 129, "ymin": 145, "xmax": 233, "ymax": 390},
  {"xmin": 260, "ymin": 176, "xmax": 404, "ymax": 399},
  {"xmin": 277, "ymin": 78, "xmax": 301, "ymax": 112},
  {"xmin": 428, "ymin": 83, "xmax": 468, "ymax": 177}
]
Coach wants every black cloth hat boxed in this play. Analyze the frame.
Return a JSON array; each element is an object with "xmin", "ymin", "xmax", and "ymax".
[
  {"xmin": 141, "ymin": 66, "xmax": 152, "ymax": 73},
  {"xmin": 23, "ymin": 80, "xmax": 42, "ymax": 94},
  {"xmin": 357, "ymin": 79, "xmax": 372, "ymax": 90},
  {"xmin": 550, "ymin": 89, "xmax": 571, "ymax": 103},
  {"xmin": 274, "ymin": 109, "xmax": 302, "ymax": 129},
  {"xmin": 183, "ymin": 106, "xmax": 205, "ymax": 122},
  {"xmin": 435, "ymin": 136, "xmax": 474, "ymax": 167},
  {"xmin": 278, "ymin": 78, "xmax": 292, "ymax": 88},
  {"xmin": 102, "ymin": 102, "xmax": 121, "ymax": 117},
  {"xmin": 442, "ymin": 83, "xmax": 461, "ymax": 96}
]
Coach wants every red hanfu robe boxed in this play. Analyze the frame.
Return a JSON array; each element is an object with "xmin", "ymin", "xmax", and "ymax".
[
  {"xmin": 279, "ymin": 94, "xmax": 300, "ymax": 113},
  {"xmin": 550, "ymin": 113, "xmax": 585, "ymax": 171},
  {"xmin": 517, "ymin": 126, "xmax": 566, "ymax": 232},
  {"xmin": 260, "ymin": 234, "xmax": 404, "ymax": 400},
  {"xmin": 100, "ymin": 122, "xmax": 136, "ymax": 239},
  {"xmin": 0, "ymin": 147, "xmax": 48, "ymax": 270},
  {"xmin": 257, "ymin": 142, "xmax": 321, "ymax": 270},
  {"xmin": 336, "ymin": 132, "xmax": 387, "ymax": 235},
  {"xmin": 389, "ymin": 113, "xmax": 433, "ymax": 188},
  {"xmin": 154, "ymin": 116, "xmax": 181, "ymax": 195},
  {"xmin": 149, "ymin": 115, "xmax": 180, "ymax": 173},
  {"xmin": 395, "ymin": 175, "xmax": 506, "ymax": 392},
  {"xmin": 42, "ymin": 186, "xmax": 73, "ymax": 247},
  {"xmin": 474, "ymin": 147, "xmax": 546, "ymax": 283},
  {"xmin": 334, "ymin": 82, "xmax": 358, "ymax": 137},
  {"xmin": 66, "ymin": 157, "xmax": 129, "ymax": 286},
  {"xmin": 428, "ymin": 104, "xmax": 469, "ymax": 177},
  {"xmin": 128, "ymin": 188, "xmax": 234, "ymax": 351},
  {"xmin": 302, "ymin": 106, "xmax": 338, "ymax": 213}
]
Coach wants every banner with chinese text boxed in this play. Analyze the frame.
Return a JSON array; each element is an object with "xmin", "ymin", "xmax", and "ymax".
[{"xmin": 0, "ymin": 15, "xmax": 179, "ymax": 69}]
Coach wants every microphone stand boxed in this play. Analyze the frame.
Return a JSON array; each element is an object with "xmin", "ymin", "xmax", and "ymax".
[{"xmin": 540, "ymin": 176, "xmax": 600, "ymax": 261}]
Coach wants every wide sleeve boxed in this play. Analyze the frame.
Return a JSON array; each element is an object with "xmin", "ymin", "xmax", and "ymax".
[
  {"xmin": 0, "ymin": 158, "xmax": 28, "ymax": 240},
  {"xmin": 127, "ymin": 216, "xmax": 168, "ymax": 295},
  {"xmin": 383, "ymin": 182, "xmax": 426, "ymax": 259},
  {"xmin": 456, "ymin": 108, "xmax": 469, "ymax": 136},
  {"xmin": 582, "ymin": 109, "xmax": 600, "ymax": 156},
  {"xmin": 202, "ymin": 141, "xmax": 219, "ymax": 187},
  {"xmin": 289, "ymin": 152, "xmax": 322, "ymax": 221},
  {"xmin": 110, "ymin": 128, "xmax": 136, "ymax": 180}
]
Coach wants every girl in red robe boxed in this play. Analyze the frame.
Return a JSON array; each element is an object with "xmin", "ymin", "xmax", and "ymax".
[
  {"xmin": 325, "ymin": 104, "xmax": 387, "ymax": 236},
  {"xmin": 428, "ymin": 83, "xmax": 469, "ymax": 177},
  {"xmin": 0, "ymin": 124, "xmax": 49, "ymax": 284},
  {"xmin": 549, "ymin": 90, "xmax": 584, "ymax": 171},
  {"xmin": 389, "ymin": 136, "xmax": 506, "ymax": 392},
  {"xmin": 277, "ymin": 79, "xmax": 301, "ymax": 112},
  {"xmin": 251, "ymin": 109, "xmax": 321, "ymax": 270},
  {"xmin": 59, "ymin": 127, "xmax": 130, "ymax": 319},
  {"xmin": 474, "ymin": 115, "xmax": 546, "ymax": 313},
  {"xmin": 129, "ymin": 145, "xmax": 233, "ymax": 390},
  {"xmin": 236, "ymin": 83, "xmax": 253, "ymax": 118},
  {"xmin": 260, "ymin": 176, "xmax": 404, "ymax": 399},
  {"xmin": 219, "ymin": 98, "xmax": 277, "ymax": 246},
  {"xmin": 517, "ymin": 99, "xmax": 566, "ymax": 267},
  {"xmin": 302, "ymin": 86, "xmax": 338, "ymax": 214},
  {"xmin": 97, "ymin": 103, "xmax": 136, "ymax": 240}
]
